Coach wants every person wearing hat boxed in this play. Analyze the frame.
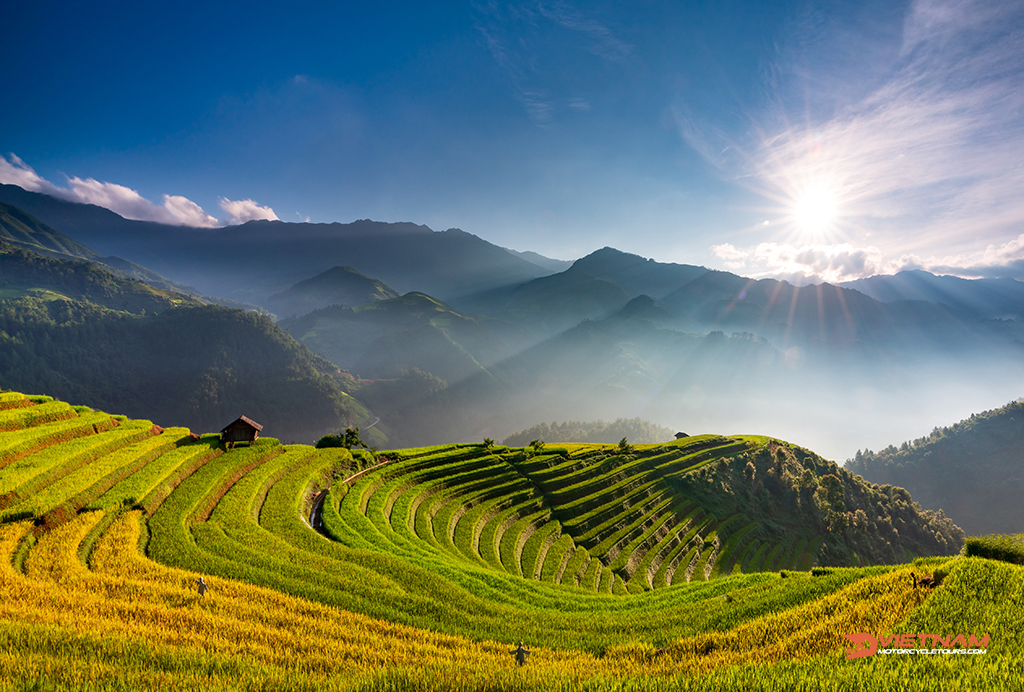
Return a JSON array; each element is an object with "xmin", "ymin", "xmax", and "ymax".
[{"xmin": 509, "ymin": 641, "xmax": 531, "ymax": 666}]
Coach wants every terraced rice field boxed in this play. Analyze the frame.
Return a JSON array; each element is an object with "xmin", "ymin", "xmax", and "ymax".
[
  {"xmin": 0, "ymin": 390, "xmax": 1020, "ymax": 691},
  {"xmin": 324, "ymin": 436, "xmax": 811, "ymax": 596}
]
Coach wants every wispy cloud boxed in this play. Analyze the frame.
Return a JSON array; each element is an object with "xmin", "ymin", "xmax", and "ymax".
[
  {"xmin": 475, "ymin": 1, "xmax": 630, "ymax": 123},
  {"xmin": 692, "ymin": 0, "xmax": 1024, "ymax": 280},
  {"xmin": 0, "ymin": 154, "xmax": 278, "ymax": 228},
  {"xmin": 536, "ymin": 1, "xmax": 631, "ymax": 62}
]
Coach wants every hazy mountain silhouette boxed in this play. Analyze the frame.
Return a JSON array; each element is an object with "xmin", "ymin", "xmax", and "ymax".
[
  {"xmin": 460, "ymin": 247, "xmax": 1024, "ymax": 357},
  {"xmin": 503, "ymin": 248, "xmax": 573, "ymax": 273},
  {"xmin": 278, "ymin": 292, "xmax": 532, "ymax": 385},
  {"xmin": 266, "ymin": 266, "xmax": 400, "ymax": 319},
  {"xmin": 456, "ymin": 248, "xmax": 707, "ymax": 337},
  {"xmin": 842, "ymin": 270, "xmax": 1024, "ymax": 321}
]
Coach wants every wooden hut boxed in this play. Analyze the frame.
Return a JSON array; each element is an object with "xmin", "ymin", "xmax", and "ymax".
[
  {"xmin": 220, "ymin": 415, "xmax": 263, "ymax": 445},
  {"xmin": 674, "ymin": 432, "xmax": 689, "ymax": 439}
]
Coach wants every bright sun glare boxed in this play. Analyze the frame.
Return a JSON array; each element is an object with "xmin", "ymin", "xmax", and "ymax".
[{"xmin": 793, "ymin": 185, "xmax": 838, "ymax": 234}]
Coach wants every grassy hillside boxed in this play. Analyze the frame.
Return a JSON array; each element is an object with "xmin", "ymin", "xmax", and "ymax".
[
  {"xmin": 0, "ymin": 201, "xmax": 100, "ymax": 260},
  {"xmin": 0, "ymin": 391, "xmax": 1016, "ymax": 690},
  {"xmin": 0, "ymin": 240, "xmax": 203, "ymax": 314},
  {"xmin": 845, "ymin": 399, "xmax": 1024, "ymax": 535}
]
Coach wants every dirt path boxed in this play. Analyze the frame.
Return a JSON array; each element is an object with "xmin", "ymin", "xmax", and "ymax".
[{"xmin": 307, "ymin": 458, "xmax": 392, "ymax": 538}]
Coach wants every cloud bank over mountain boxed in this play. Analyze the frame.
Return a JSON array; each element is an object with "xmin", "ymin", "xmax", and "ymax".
[{"xmin": 0, "ymin": 154, "xmax": 276, "ymax": 227}]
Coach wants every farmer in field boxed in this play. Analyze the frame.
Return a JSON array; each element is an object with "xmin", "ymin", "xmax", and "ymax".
[
  {"xmin": 195, "ymin": 576, "xmax": 208, "ymax": 596},
  {"xmin": 509, "ymin": 641, "xmax": 531, "ymax": 666}
]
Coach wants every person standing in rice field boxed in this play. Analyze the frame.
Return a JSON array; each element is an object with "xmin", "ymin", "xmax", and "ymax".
[
  {"xmin": 196, "ymin": 576, "xmax": 208, "ymax": 596},
  {"xmin": 509, "ymin": 641, "xmax": 531, "ymax": 666}
]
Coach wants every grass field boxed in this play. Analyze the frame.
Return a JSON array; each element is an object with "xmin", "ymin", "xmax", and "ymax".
[{"xmin": 0, "ymin": 391, "xmax": 1018, "ymax": 691}]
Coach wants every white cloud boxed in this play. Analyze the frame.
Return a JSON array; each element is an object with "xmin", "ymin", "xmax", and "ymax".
[
  {"xmin": 161, "ymin": 194, "xmax": 221, "ymax": 227},
  {"xmin": 715, "ymin": 235, "xmax": 1024, "ymax": 283},
  {"xmin": 59, "ymin": 175, "xmax": 220, "ymax": 227},
  {"xmin": 0, "ymin": 153, "xmax": 66, "ymax": 197},
  {"xmin": 713, "ymin": 242, "xmax": 896, "ymax": 283},
  {"xmin": 218, "ymin": 198, "xmax": 280, "ymax": 225},
  {"xmin": 0, "ymin": 154, "xmax": 277, "ymax": 228},
  {"xmin": 710, "ymin": 242, "xmax": 748, "ymax": 270},
  {"xmin": 918, "ymin": 233, "xmax": 1024, "ymax": 279}
]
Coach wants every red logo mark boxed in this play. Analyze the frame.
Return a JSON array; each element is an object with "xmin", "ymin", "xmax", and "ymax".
[{"xmin": 843, "ymin": 632, "xmax": 878, "ymax": 659}]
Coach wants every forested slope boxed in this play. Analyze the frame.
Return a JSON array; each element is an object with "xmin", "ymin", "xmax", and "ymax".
[
  {"xmin": 0, "ymin": 242, "xmax": 381, "ymax": 444},
  {"xmin": 846, "ymin": 400, "xmax": 1024, "ymax": 534}
]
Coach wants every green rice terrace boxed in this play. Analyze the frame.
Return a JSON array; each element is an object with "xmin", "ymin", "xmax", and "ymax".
[{"xmin": 0, "ymin": 389, "xmax": 1021, "ymax": 691}]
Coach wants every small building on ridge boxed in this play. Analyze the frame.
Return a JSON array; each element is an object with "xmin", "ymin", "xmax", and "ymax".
[{"xmin": 220, "ymin": 416, "xmax": 263, "ymax": 445}]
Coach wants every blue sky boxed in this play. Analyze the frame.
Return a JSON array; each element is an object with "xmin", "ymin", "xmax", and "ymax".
[{"xmin": 2, "ymin": 0, "xmax": 1023, "ymax": 282}]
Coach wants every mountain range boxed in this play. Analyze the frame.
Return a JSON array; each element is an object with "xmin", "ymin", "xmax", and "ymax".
[{"xmin": 0, "ymin": 184, "xmax": 561, "ymax": 305}]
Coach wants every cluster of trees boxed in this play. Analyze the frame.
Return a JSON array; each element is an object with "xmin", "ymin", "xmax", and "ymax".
[
  {"xmin": 503, "ymin": 418, "xmax": 674, "ymax": 447},
  {"xmin": 678, "ymin": 441, "xmax": 965, "ymax": 566}
]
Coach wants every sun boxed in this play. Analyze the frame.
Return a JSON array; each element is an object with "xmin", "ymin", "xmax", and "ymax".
[{"xmin": 793, "ymin": 184, "xmax": 838, "ymax": 235}]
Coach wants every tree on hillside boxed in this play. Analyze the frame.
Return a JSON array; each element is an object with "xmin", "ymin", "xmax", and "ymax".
[{"xmin": 317, "ymin": 426, "xmax": 368, "ymax": 451}]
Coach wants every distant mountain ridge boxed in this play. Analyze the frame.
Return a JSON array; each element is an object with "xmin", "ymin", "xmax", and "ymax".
[
  {"xmin": 0, "ymin": 184, "xmax": 562, "ymax": 307},
  {"xmin": 279, "ymin": 291, "xmax": 531, "ymax": 385},
  {"xmin": 265, "ymin": 265, "xmax": 400, "ymax": 318},
  {"xmin": 458, "ymin": 247, "xmax": 1024, "ymax": 356},
  {"xmin": 4, "ymin": 184, "xmax": 1024, "ymax": 461},
  {"xmin": 0, "ymin": 200, "xmax": 261, "ymax": 310},
  {"xmin": 842, "ymin": 270, "xmax": 1024, "ymax": 321}
]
